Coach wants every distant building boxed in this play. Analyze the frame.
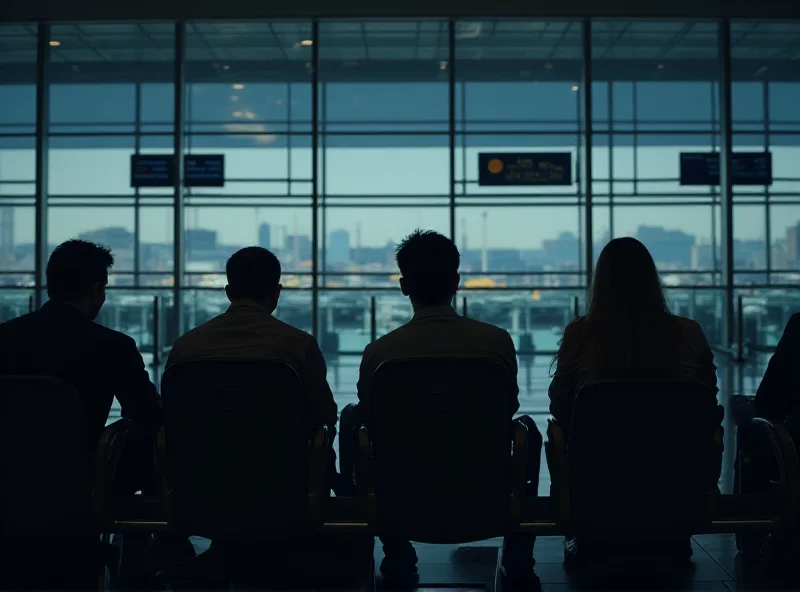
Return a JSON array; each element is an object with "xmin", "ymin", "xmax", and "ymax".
[
  {"xmin": 691, "ymin": 242, "xmax": 715, "ymax": 270},
  {"xmin": 636, "ymin": 226, "xmax": 695, "ymax": 268},
  {"xmin": 258, "ymin": 222, "xmax": 271, "ymax": 251},
  {"xmin": 79, "ymin": 227, "xmax": 134, "ymax": 252},
  {"xmin": 542, "ymin": 232, "xmax": 579, "ymax": 266},
  {"xmin": 787, "ymin": 223, "xmax": 800, "ymax": 268},
  {"xmin": 186, "ymin": 228, "xmax": 218, "ymax": 261},
  {"xmin": 328, "ymin": 229, "xmax": 350, "ymax": 265},
  {"xmin": 285, "ymin": 234, "xmax": 312, "ymax": 261}
]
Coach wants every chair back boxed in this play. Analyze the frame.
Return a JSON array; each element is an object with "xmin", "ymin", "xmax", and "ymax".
[
  {"xmin": 160, "ymin": 359, "xmax": 320, "ymax": 537},
  {"xmin": 568, "ymin": 380, "xmax": 721, "ymax": 536},
  {"xmin": 368, "ymin": 357, "xmax": 516, "ymax": 543},
  {"xmin": 0, "ymin": 376, "xmax": 92, "ymax": 535}
]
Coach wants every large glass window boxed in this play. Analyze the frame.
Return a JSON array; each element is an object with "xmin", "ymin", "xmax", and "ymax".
[
  {"xmin": 731, "ymin": 22, "xmax": 800, "ymax": 348},
  {"xmin": 0, "ymin": 24, "xmax": 37, "ymax": 305}
]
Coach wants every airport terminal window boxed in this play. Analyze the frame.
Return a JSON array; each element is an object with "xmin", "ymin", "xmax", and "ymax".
[
  {"xmin": 4, "ymin": 18, "xmax": 799, "ymax": 396},
  {"xmin": 183, "ymin": 21, "xmax": 314, "ymax": 334},
  {"xmin": 0, "ymin": 25, "xmax": 37, "ymax": 320},
  {"xmin": 730, "ymin": 22, "xmax": 800, "ymax": 347}
]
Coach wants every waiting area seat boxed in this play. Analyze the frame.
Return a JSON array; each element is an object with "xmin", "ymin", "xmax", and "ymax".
[
  {"xmin": 0, "ymin": 375, "xmax": 129, "ymax": 590},
  {"xmin": 4, "ymin": 369, "xmax": 800, "ymax": 590},
  {"xmin": 355, "ymin": 357, "xmax": 529, "ymax": 544}
]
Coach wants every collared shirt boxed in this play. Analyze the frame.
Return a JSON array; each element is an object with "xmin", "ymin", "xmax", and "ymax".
[
  {"xmin": 167, "ymin": 300, "xmax": 337, "ymax": 429},
  {"xmin": 357, "ymin": 305, "xmax": 520, "ymax": 414}
]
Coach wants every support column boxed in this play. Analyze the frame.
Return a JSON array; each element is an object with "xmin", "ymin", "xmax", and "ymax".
[
  {"xmin": 311, "ymin": 20, "xmax": 320, "ymax": 339},
  {"xmin": 34, "ymin": 24, "xmax": 50, "ymax": 309},
  {"xmin": 581, "ymin": 18, "xmax": 594, "ymax": 303},
  {"xmin": 719, "ymin": 19, "xmax": 735, "ymax": 347},
  {"xmin": 172, "ymin": 21, "xmax": 186, "ymax": 338}
]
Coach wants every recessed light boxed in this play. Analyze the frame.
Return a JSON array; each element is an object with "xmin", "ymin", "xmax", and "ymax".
[
  {"xmin": 232, "ymin": 83, "xmax": 244, "ymax": 90},
  {"xmin": 657, "ymin": 64, "xmax": 665, "ymax": 70},
  {"xmin": 222, "ymin": 65, "xmax": 231, "ymax": 71},
  {"xmin": 230, "ymin": 95, "xmax": 239, "ymax": 102},
  {"xmin": 300, "ymin": 39, "xmax": 313, "ymax": 46},
  {"xmin": 439, "ymin": 60, "xmax": 447, "ymax": 70},
  {"xmin": 571, "ymin": 85, "xmax": 580, "ymax": 92},
  {"xmin": 49, "ymin": 40, "xmax": 61, "ymax": 47}
]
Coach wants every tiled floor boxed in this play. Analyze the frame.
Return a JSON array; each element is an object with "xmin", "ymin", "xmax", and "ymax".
[{"xmin": 185, "ymin": 533, "xmax": 795, "ymax": 591}]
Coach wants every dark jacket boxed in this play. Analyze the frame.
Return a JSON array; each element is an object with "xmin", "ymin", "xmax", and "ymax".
[
  {"xmin": 755, "ymin": 313, "xmax": 800, "ymax": 421},
  {"xmin": 0, "ymin": 301, "xmax": 163, "ymax": 453}
]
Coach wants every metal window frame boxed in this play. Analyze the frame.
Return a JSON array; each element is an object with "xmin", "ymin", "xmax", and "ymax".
[{"xmin": 21, "ymin": 16, "xmax": 759, "ymax": 351}]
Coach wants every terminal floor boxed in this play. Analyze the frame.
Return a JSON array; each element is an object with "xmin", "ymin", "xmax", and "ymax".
[{"xmin": 187, "ymin": 533, "xmax": 790, "ymax": 591}]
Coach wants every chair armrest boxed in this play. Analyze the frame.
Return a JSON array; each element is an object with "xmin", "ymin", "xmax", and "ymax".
[
  {"xmin": 750, "ymin": 417, "xmax": 800, "ymax": 527},
  {"xmin": 308, "ymin": 424, "xmax": 330, "ymax": 524},
  {"xmin": 545, "ymin": 419, "xmax": 570, "ymax": 524},
  {"xmin": 354, "ymin": 425, "xmax": 376, "ymax": 523},
  {"xmin": 155, "ymin": 426, "xmax": 173, "ymax": 524},
  {"xmin": 93, "ymin": 418, "xmax": 133, "ymax": 525},
  {"xmin": 510, "ymin": 418, "xmax": 529, "ymax": 523}
]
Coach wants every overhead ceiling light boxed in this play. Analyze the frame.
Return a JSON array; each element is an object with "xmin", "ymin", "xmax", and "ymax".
[
  {"xmin": 439, "ymin": 60, "xmax": 447, "ymax": 70},
  {"xmin": 656, "ymin": 64, "xmax": 665, "ymax": 70},
  {"xmin": 49, "ymin": 40, "xmax": 61, "ymax": 47},
  {"xmin": 232, "ymin": 83, "xmax": 244, "ymax": 90},
  {"xmin": 300, "ymin": 39, "xmax": 313, "ymax": 46},
  {"xmin": 222, "ymin": 65, "xmax": 231, "ymax": 71},
  {"xmin": 571, "ymin": 85, "xmax": 580, "ymax": 91},
  {"xmin": 230, "ymin": 95, "xmax": 239, "ymax": 102}
]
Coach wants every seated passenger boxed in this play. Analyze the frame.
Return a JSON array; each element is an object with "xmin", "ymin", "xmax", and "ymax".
[
  {"xmin": 754, "ymin": 313, "xmax": 800, "ymax": 426},
  {"xmin": 0, "ymin": 240, "xmax": 186, "ymax": 585},
  {"xmin": 167, "ymin": 246, "xmax": 337, "ymax": 433},
  {"xmin": 0, "ymin": 239, "xmax": 163, "ymax": 474},
  {"xmin": 339, "ymin": 229, "xmax": 542, "ymax": 588},
  {"xmin": 163, "ymin": 246, "xmax": 340, "ymax": 585},
  {"xmin": 548, "ymin": 237, "xmax": 718, "ymax": 560},
  {"xmin": 549, "ymin": 237, "xmax": 718, "ymax": 430}
]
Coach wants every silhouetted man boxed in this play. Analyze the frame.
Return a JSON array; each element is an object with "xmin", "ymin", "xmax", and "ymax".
[
  {"xmin": 0, "ymin": 240, "xmax": 179, "ymax": 585},
  {"xmin": 0, "ymin": 239, "xmax": 162, "ymax": 465},
  {"xmin": 167, "ymin": 246, "xmax": 337, "ymax": 431},
  {"xmin": 163, "ymin": 247, "xmax": 340, "ymax": 584},
  {"xmin": 339, "ymin": 230, "xmax": 542, "ymax": 588}
]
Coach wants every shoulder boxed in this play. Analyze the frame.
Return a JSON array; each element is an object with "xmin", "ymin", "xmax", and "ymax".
[
  {"xmin": 88, "ymin": 322, "xmax": 139, "ymax": 351},
  {"xmin": 462, "ymin": 316, "xmax": 514, "ymax": 344},
  {"xmin": 786, "ymin": 313, "xmax": 800, "ymax": 333},
  {"xmin": 669, "ymin": 314, "xmax": 704, "ymax": 336}
]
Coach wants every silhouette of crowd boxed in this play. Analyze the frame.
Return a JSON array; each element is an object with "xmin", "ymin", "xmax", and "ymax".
[{"xmin": 0, "ymin": 230, "xmax": 797, "ymax": 591}]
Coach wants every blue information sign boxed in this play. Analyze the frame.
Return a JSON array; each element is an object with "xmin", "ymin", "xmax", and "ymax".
[
  {"xmin": 184, "ymin": 154, "xmax": 225, "ymax": 187},
  {"xmin": 130, "ymin": 154, "xmax": 174, "ymax": 188},
  {"xmin": 680, "ymin": 152, "xmax": 772, "ymax": 186},
  {"xmin": 478, "ymin": 153, "xmax": 572, "ymax": 186}
]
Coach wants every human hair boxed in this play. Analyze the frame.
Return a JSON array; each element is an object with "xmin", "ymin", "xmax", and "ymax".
[
  {"xmin": 395, "ymin": 229, "xmax": 460, "ymax": 307},
  {"xmin": 46, "ymin": 240, "xmax": 114, "ymax": 302},
  {"xmin": 225, "ymin": 247, "xmax": 281, "ymax": 301},
  {"xmin": 557, "ymin": 237, "xmax": 680, "ymax": 378},
  {"xmin": 559, "ymin": 237, "xmax": 677, "ymax": 376}
]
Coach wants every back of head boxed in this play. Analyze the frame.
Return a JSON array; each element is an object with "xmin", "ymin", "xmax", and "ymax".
[
  {"xmin": 582, "ymin": 237, "xmax": 675, "ymax": 375},
  {"xmin": 396, "ymin": 230, "xmax": 460, "ymax": 307},
  {"xmin": 225, "ymin": 247, "xmax": 281, "ymax": 302},
  {"xmin": 46, "ymin": 240, "xmax": 114, "ymax": 303}
]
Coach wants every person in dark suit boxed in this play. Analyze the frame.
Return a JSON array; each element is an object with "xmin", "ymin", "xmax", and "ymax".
[
  {"xmin": 0, "ymin": 240, "xmax": 189, "ymax": 583},
  {"xmin": 754, "ymin": 314, "xmax": 800, "ymax": 424},
  {"xmin": 0, "ymin": 240, "xmax": 162, "ymax": 458}
]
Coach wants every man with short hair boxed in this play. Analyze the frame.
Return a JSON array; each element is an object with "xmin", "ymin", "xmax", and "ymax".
[
  {"xmin": 340, "ymin": 230, "xmax": 542, "ymax": 588},
  {"xmin": 167, "ymin": 246, "xmax": 337, "ymax": 431},
  {"xmin": 0, "ymin": 240, "xmax": 179, "ymax": 586},
  {"xmin": 0, "ymin": 239, "xmax": 163, "ymax": 454}
]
